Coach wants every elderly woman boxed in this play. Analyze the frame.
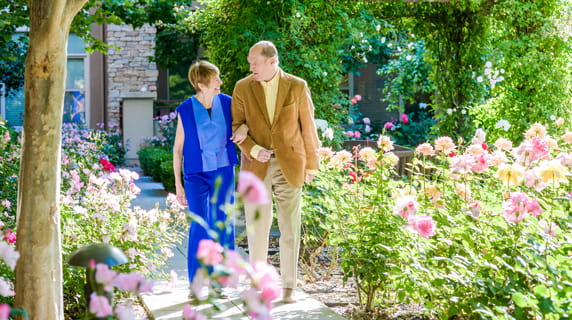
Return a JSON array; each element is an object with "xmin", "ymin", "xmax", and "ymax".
[{"xmin": 173, "ymin": 60, "xmax": 247, "ymax": 287}]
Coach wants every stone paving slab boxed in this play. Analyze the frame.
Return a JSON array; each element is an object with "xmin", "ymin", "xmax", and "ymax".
[
  {"xmin": 141, "ymin": 279, "xmax": 346, "ymax": 320},
  {"xmin": 132, "ymin": 170, "xmax": 346, "ymax": 320}
]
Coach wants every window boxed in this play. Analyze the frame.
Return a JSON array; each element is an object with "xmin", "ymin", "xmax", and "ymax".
[{"xmin": 2, "ymin": 33, "xmax": 89, "ymax": 127}]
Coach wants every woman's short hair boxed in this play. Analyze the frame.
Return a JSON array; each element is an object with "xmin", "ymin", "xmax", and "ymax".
[{"xmin": 188, "ymin": 60, "xmax": 219, "ymax": 92}]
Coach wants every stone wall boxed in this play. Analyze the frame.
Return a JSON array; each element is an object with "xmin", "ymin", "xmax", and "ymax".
[{"xmin": 106, "ymin": 24, "xmax": 158, "ymax": 127}]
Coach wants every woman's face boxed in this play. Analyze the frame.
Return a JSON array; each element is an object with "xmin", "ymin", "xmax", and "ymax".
[{"xmin": 200, "ymin": 75, "xmax": 222, "ymax": 96}]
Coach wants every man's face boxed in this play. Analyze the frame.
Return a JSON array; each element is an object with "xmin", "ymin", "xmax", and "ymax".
[{"xmin": 247, "ymin": 47, "xmax": 276, "ymax": 82}]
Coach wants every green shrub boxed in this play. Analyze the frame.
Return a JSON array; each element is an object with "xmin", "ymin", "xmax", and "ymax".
[{"xmin": 160, "ymin": 158, "xmax": 175, "ymax": 192}]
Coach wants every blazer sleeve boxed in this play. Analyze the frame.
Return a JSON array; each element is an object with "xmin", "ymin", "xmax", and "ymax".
[
  {"xmin": 298, "ymin": 81, "xmax": 320, "ymax": 171},
  {"xmin": 231, "ymin": 83, "xmax": 256, "ymax": 160}
]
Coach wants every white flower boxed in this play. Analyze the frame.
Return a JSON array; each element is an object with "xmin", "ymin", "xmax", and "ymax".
[
  {"xmin": 381, "ymin": 37, "xmax": 386, "ymax": 43},
  {"xmin": 406, "ymin": 55, "xmax": 412, "ymax": 60},
  {"xmin": 495, "ymin": 119, "xmax": 511, "ymax": 131},
  {"xmin": 485, "ymin": 61, "xmax": 493, "ymax": 68},
  {"xmin": 314, "ymin": 119, "xmax": 329, "ymax": 132},
  {"xmin": 376, "ymin": 25, "xmax": 381, "ymax": 31},
  {"xmin": 322, "ymin": 128, "xmax": 334, "ymax": 141},
  {"xmin": 477, "ymin": 76, "xmax": 484, "ymax": 82}
]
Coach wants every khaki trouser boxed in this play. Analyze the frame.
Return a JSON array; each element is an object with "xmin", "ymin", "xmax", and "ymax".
[{"xmin": 244, "ymin": 158, "xmax": 302, "ymax": 289}]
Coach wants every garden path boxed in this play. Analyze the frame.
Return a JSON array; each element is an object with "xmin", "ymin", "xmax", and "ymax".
[{"xmin": 130, "ymin": 168, "xmax": 346, "ymax": 320}]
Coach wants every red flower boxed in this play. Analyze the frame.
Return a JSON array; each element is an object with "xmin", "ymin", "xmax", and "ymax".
[
  {"xmin": 3, "ymin": 229, "xmax": 16, "ymax": 244},
  {"xmin": 99, "ymin": 158, "xmax": 116, "ymax": 172},
  {"xmin": 482, "ymin": 143, "xmax": 488, "ymax": 151},
  {"xmin": 348, "ymin": 171, "xmax": 358, "ymax": 183},
  {"xmin": 401, "ymin": 114, "xmax": 409, "ymax": 124},
  {"xmin": 447, "ymin": 151, "xmax": 457, "ymax": 157}
]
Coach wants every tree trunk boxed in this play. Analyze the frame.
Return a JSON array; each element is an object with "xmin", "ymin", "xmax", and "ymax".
[{"xmin": 15, "ymin": 0, "xmax": 87, "ymax": 318}]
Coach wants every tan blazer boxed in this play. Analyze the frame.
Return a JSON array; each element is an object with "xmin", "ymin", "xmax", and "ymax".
[{"xmin": 232, "ymin": 68, "xmax": 320, "ymax": 188}]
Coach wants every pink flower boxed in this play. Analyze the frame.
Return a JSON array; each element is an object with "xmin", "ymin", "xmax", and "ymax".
[
  {"xmin": 502, "ymin": 192, "xmax": 542, "ymax": 223},
  {"xmin": 252, "ymin": 261, "xmax": 281, "ymax": 302},
  {"xmin": 0, "ymin": 304, "xmax": 10, "ymax": 320},
  {"xmin": 450, "ymin": 155, "xmax": 474, "ymax": 174},
  {"xmin": 514, "ymin": 137, "xmax": 550, "ymax": 165},
  {"xmin": 351, "ymin": 98, "xmax": 358, "ymax": 104},
  {"xmin": 471, "ymin": 153, "xmax": 489, "ymax": 172},
  {"xmin": 467, "ymin": 202, "xmax": 481, "ymax": 219},
  {"xmin": 113, "ymin": 272, "xmax": 153, "ymax": 294},
  {"xmin": 1, "ymin": 200, "xmax": 10, "ymax": 209},
  {"xmin": 95, "ymin": 263, "xmax": 117, "ymax": 292},
  {"xmin": 197, "ymin": 239, "xmax": 223, "ymax": 266},
  {"xmin": 384, "ymin": 122, "xmax": 394, "ymax": 130},
  {"xmin": 345, "ymin": 131, "xmax": 355, "ymax": 138},
  {"xmin": 362, "ymin": 117, "xmax": 370, "ymax": 125},
  {"xmin": 365, "ymin": 124, "xmax": 371, "ymax": 133},
  {"xmin": 415, "ymin": 143, "xmax": 435, "ymax": 156},
  {"xmin": 182, "ymin": 305, "xmax": 207, "ymax": 320},
  {"xmin": 539, "ymin": 220, "xmax": 558, "ymax": 237},
  {"xmin": 354, "ymin": 94, "xmax": 362, "ymax": 101},
  {"xmin": 394, "ymin": 196, "xmax": 418, "ymax": 218},
  {"xmin": 237, "ymin": 171, "xmax": 269, "ymax": 204},
  {"xmin": 406, "ymin": 215, "xmax": 436, "ymax": 238},
  {"xmin": 354, "ymin": 131, "xmax": 361, "ymax": 138},
  {"xmin": 0, "ymin": 242, "xmax": 19, "ymax": 270},
  {"xmin": 401, "ymin": 114, "xmax": 409, "ymax": 124},
  {"xmin": 0, "ymin": 279, "xmax": 14, "ymax": 297},
  {"xmin": 89, "ymin": 293, "xmax": 113, "ymax": 317}
]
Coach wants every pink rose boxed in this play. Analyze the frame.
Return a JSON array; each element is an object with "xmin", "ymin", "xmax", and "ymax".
[
  {"xmin": 351, "ymin": 98, "xmax": 358, "ymax": 104},
  {"xmin": 0, "ymin": 304, "xmax": 10, "ymax": 320},
  {"xmin": 89, "ymin": 293, "xmax": 113, "ymax": 318},
  {"xmin": 252, "ymin": 261, "xmax": 281, "ymax": 302},
  {"xmin": 237, "ymin": 171, "xmax": 269, "ymax": 204},
  {"xmin": 95, "ymin": 263, "xmax": 117, "ymax": 292},
  {"xmin": 362, "ymin": 117, "xmax": 370, "ymax": 125},
  {"xmin": 407, "ymin": 215, "xmax": 436, "ymax": 238},
  {"xmin": 113, "ymin": 272, "xmax": 153, "ymax": 294},
  {"xmin": 384, "ymin": 122, "xmax": 394, "ymax": 130},
  {"xmin": 196, "ymin": 239, "xmax": 223, "ymax": 266},
  {"xmin": 354, "ymin": 94, "xmax": 362, "ymax": 101},
  {"xmin": 401, "ymin": 114, "xmax": 409, "ymax": 123},
  {"xmin": 354, "ymin": 131, "xmax": 361, "ymax": 138},
  {"xmin": 345, "ymin": 131, "xmax": 355, "ymax": 138}
]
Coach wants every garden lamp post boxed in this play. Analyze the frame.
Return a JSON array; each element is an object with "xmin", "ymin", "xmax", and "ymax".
[{"xmin": 67, "ymin": 243, "xmax": 128, "ymax": 318}]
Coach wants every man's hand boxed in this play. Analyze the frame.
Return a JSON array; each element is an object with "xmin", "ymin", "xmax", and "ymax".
[{"xmin": 256, "ymin": 148, "xmax": 274, "ymax": 163}]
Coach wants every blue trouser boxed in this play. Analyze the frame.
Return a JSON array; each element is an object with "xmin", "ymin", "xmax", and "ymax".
[{"xmin": 184, "ymin": 165, "xmax": 235, "ymax": 283}]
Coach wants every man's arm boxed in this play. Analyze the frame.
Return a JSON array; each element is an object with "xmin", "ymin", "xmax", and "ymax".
[{"xmin": 298, "ymin": 83, "xmax": 321, "ymax": 176}]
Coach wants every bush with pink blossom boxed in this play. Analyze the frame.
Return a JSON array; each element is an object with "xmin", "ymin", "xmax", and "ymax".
[{"xmin": 308, "ymin": 121, "xmax": 572, "ymax": 318}]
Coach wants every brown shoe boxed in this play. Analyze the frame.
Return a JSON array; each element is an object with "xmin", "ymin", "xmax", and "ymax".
[{"xmin": 282, "ymin": 288, "xmax": 295, "ymax": 304}]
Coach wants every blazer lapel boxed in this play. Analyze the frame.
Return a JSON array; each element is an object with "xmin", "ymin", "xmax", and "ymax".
[
  {"xmin": 249, "ymin": 79, "xmax": 272, "ymax": 127},
  {"xmin": 273, "ymin": 69, "xmax": 291, "ymax": 125}
]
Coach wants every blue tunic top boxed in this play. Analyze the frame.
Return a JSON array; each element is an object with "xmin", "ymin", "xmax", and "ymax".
[{"xmin": 176, "ymin": 93, "xmax": 238, "ymax": 174}]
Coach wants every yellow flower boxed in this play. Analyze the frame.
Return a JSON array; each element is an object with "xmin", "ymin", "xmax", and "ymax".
[
  {"xmin": 423, "ymin": 184, "xmax": 441, "ymax": 200},
  {"xmin": 494, "ymin": 138, "xmax": 513, "ymax": 152},
  {"xmin": 318, "ymin": 147, "xmax": 334, "ymax": 162},
  {"xmin": 524, "ymin": 123, "xmax": 547, "ymax": 139},
  {"xmin": 358, "ymin": 147, "xmax": 377, "ymax": 162},
  {"xmin": 536, "ymin": 160, "xmax": 568, "ymax": 185},
  {"xmin": 381, "ymin": 152, "xmax": 399, "ymax": 166},
  {"xmin": 330, "ymin": 150, "xmax": 352, "ymax": 169},
  {"xmin": 434, "ymin": 136, "xmax": 456, "ymax": 154},
  {"xmin": 496, "ymin": 164, "xmax": 524, "ymax": 186},
  {"xmin": 455, "ymin": 183, "xmax": 472, "ymax": 202},
  {"xmin": 377, "ymin": 135, "xmax": 394, "ymax": 152}
]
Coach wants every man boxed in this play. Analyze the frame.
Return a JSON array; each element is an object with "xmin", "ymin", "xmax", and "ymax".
[{"xmin": 232, "ymin": 40, "xmax": 320, "ymax": 303}]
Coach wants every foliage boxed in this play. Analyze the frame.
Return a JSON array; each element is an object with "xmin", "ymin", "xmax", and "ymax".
[
  {"xmin": 383, "ymin": 111, "xmax": 436, "ymax": 148},
  {"xmin": 0, "ymin": 123, "xmax": 188, "ymax": 318},
  {"xmin": 471, "ymin": 0, "xmax": 572, "ymax": 144},
  {"xmin": 174, "ymin": 0, "xmax": 391, "ymax": 127},
  {"xmin": 377, "ymin": 39, "xmax": 433, "ymax": 113},
  {"xmin": 367, "ymin": 0, "xmax": 572, "ymax": 143},
  {"xmin": 0, "ymin": 122, "xmax": 20, "ymax": 229},
  {"xmin": 311, "ymin": 121, "xmax": 572, "ymax": 318},
  {"xmin": 144, "ymin": 111, "xmax": 178, "ymax": 151},
  {"xmin": 137, "ymin": 146, "xmax": 172, "ymax": 183}
]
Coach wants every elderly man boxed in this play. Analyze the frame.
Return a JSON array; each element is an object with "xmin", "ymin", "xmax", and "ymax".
[{"xmin": 232, "ymin": 40, "xmax": 320, "ymax": 303}]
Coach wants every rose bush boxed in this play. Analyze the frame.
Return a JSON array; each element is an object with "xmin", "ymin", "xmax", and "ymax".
[{"xmin": 309, "ymin": 121, "xmax": 571, "ymax": 319}]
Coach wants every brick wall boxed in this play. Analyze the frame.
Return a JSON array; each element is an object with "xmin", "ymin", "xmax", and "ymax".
[{"xmin": 106, "ymin": 24, "xmax": 158, "ymax": 127}]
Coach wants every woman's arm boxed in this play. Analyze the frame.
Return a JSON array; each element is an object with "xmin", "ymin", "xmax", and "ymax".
[{"xmin": 173, "ymin": 114, "xmax": 187, "ymax": 207}]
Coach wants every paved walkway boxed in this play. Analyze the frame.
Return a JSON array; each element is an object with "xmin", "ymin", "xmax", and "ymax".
[{"xmin": 131, "ymin": 171, "xmax": 346, "ymax": 320}]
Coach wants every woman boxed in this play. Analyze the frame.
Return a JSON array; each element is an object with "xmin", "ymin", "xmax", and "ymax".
[{"xmin": 173, "ymin": 60, "xmax": 247, "ymax": 286}]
